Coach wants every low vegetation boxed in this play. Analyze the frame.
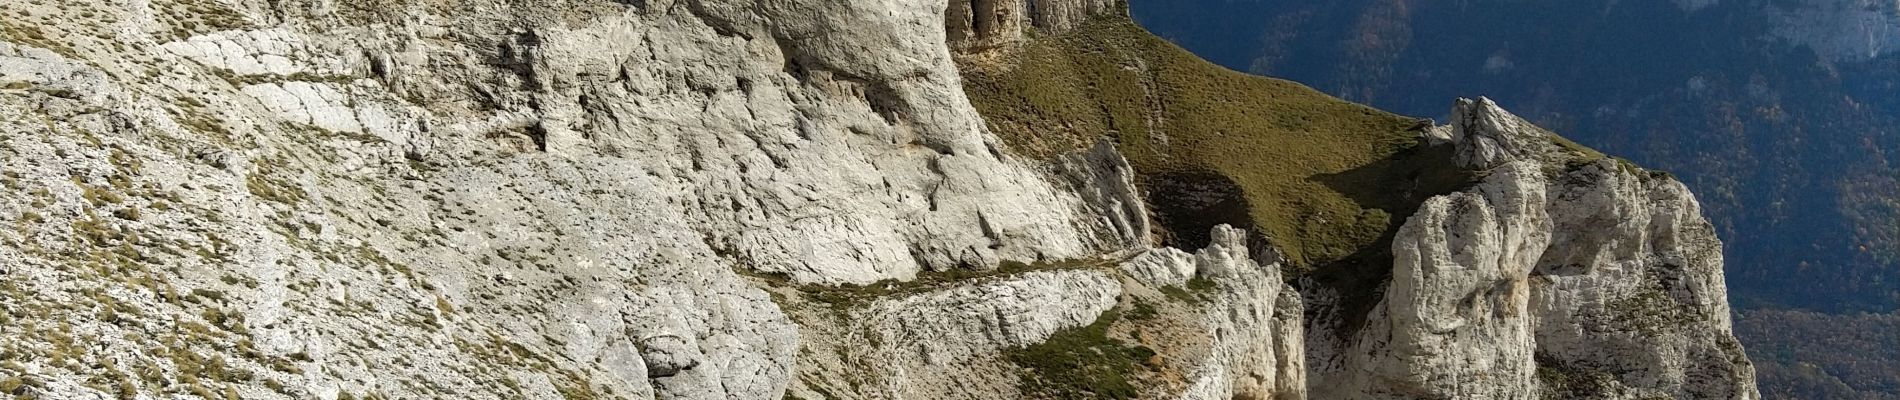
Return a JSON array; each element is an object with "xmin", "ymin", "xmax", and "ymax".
[
  {"xmin": 751, "ymin": 257, "xmax": 1113, "ymax": 311},
  {"xmin": 962, "ymin": 18, "xmax": 1473, "ymax": 276},
  {"xmin": 961, "ymin": 17, "xmax": 1481, "ymax": 339},
  {"xmin": 1005, "ymin": 310, "xmax": 1155, "ymax": 400}
]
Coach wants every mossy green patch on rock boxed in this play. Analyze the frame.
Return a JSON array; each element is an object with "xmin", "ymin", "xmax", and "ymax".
[{"xmin": 963, "ymin": 18, "xmax": 1473, "ymax": 272}]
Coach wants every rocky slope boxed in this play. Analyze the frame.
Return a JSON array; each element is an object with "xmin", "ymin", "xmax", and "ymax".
[{"xmin": 0, "ymin": 0, "xmax": 1752, "ymax": 399}]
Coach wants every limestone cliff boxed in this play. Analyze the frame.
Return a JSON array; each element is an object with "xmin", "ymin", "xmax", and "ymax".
[
  {"xmin": 945, "ymin": 0, "xmax": 1123, "ymax": 52},
  {"xmin": 0, "ymin": 0, "xmax": 1753, "ymax": 399},
  {"xmin": 1311, "ymin": 99, "xmax": 1758, "ymax": 399}
]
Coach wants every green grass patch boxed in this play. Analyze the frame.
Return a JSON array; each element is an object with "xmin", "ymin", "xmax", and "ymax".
[
  {"xmin": 1158, "ymin": 276, "xmax": 1220, "ymax": 304},
  {"xmin": 1005, "ymin": 310, "xmax": 1154, "ymax": 400},
  {"xmin": 962, "ymin": 18, "xmax": 1474, "ymax": 274}
]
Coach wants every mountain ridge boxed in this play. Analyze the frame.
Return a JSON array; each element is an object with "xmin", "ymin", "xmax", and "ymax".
[{"xmin": 0, "ymin": 0, "xmax": 1756, "ymax": 398}]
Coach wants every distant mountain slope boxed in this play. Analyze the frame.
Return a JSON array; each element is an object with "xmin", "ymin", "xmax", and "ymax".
[{"xmin": 1736, "ymin": 310, "xmax": 1900, "ymax": 399}]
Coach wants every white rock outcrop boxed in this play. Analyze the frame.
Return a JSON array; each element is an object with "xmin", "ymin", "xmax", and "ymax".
[
  {"xmin": 1322, "ymin": 161, "xmax": 1552, "ymax": 399},
  {"xmin": 1447, "ymin": 97, "xmax": 1570, "ymax": 169},
  {"xmin": 1164, "ymin": 226, "xmax": 1307, "ymax": 400},
  {"xmin": 1312, "ymin": 98, "xmax": 1759, "ymax": 400},
  {"xmin": 1532, "ymin": 158, "xmax": 1759, "ymax": 399}
]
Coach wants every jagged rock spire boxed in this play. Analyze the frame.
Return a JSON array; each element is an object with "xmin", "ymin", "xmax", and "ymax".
[{"xmin": 1443, "ymin": 97, "xmax": 1570, "ymax": 169}]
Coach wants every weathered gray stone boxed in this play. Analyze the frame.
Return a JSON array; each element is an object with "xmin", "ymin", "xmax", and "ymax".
[{"xmin": 639, "ymin": 334, "xmax": 702, "ymax": 378}]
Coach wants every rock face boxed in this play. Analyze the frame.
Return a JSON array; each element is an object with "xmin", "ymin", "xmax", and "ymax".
[
  {"xmin": 1766, "ymin": 0, "xmax": 1900, "ymax": 62},
  {"xmin": 0, "ymin": 0, "xmax": 1755, "ymax": 398},
  {"xmin": 1311, "ymin": 98, "xmax": 1759, "ymax": 399},
  {"xmin": 1322, "ymin": 160, "xmax": 1552, "ymax": 399},
  {"xmin": 1148, "ymin": 226, "xmax": 1306, "ymax": 400},
  {"xmin": 1444, "ymin": 97, "xmax": 1571, "ymax": 169},
  {"xmin": 946, "ymin": 0, "xmax": 1124, "ymax": 51},
  {"xmin": 0, "ymin": 0, "xmax": 1138, "ymax": 398},
  {"xmin": 1533, "ymin": 158, "xmax": 1758, "ymax": 399}
]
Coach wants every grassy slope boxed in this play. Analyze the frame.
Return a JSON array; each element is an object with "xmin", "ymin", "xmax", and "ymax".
[{"xmin": 963, "ymin": 18, "xmax": 1471, "ymax": 273}]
